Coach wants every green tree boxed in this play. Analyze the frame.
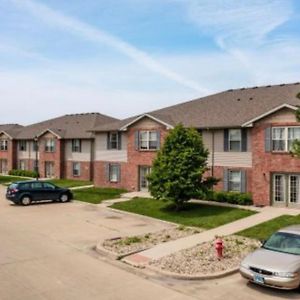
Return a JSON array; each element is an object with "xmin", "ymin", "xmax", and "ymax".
[
  {"xmin": 291, "ymin": 108, "xmax": 300, "ymax": 157},
  {"xmin": 148, "ymin": 124, "xmax": 217, "ymax": 211}
]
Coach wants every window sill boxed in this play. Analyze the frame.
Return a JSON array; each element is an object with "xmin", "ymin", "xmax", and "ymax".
[
  {"xmin": 138, "ymin": 149, "xmax": 158, "ymax": 152},
  {"xmin": 271, "ymin": 151, "xmax": 291, "ymax": 155}
]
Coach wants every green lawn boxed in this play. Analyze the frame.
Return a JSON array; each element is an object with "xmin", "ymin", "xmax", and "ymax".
[
  {"xmin": 238, "ymin": 214, "xmax": 300, "ymax": 241},
  {"xmin": 48, "ymin": 179, "xmax": 92, "ymax": 188},
  {"xmin": 73, "ymin": 187, "xmax": 127, "ymax": 204},
  {"xmin": 0, "ymin": 175, "xmax": 31, "ymax": 185},
  {"xmin": 111, "ymin": 198, "xmax": 256, "ymax": 229}
]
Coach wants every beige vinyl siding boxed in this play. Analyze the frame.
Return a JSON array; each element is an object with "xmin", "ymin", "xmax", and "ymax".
[
  {"xmin": 208, "ymin": 152, "xmax": 252, "ymax": 167},
  {"xmin": 94, "ymin": 133, "xmax": 128, "ymax": 162},
  {"xmin": 202, "ymin": 129, "xmax": 252, "ymax": 167},
  {"xmin": 65, "ymin": 140, "xmax": 92, "ymax": 162},
  {"xmin": 202, "ymin": 129, "xmax": 252, "ymax": 152},
  {"xmin": 17, "ymin": 141, "xmax": 39, "ymax": 160},
  {"xmin": 131, "ymin": 117, "xmax": 164, "ymax": 129}
]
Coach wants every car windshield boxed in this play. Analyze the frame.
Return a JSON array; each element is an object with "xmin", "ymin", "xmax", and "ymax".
[
  {"xmin": 8, "ymin": 183, "xmax": 18, "ymax": 189},
  {"xmin": 263, "ymin": 232, "xmax": 300, "ymax": 255}
]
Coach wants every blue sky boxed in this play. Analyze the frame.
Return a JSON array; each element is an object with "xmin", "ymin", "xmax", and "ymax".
[{"xmin": 0, "ymin": 0, "xmax": 300, "ymax": 124}]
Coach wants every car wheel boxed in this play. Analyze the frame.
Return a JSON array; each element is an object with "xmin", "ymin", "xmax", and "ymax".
[
  {"xmin": 20, "ymin": 196, "xmax": 31, "ymax": 206},
  {"xmin": 59, "ymin": 193, "xmax": 69, "ymax": 203}
]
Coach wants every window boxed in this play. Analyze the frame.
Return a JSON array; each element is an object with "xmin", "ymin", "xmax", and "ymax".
[
  {"xmin": 228, "ymin": 129, "xmax": 241, "ymax": 151},
  {"xmin": 228, "ymin": 170, "xmax": 241, "ymax": 192},
  {"xmin": 45, "ymin": 139, "xmax": 55, "ymax": 152},
  {"xmin": 43, "ymin": 182, "xmax": 56, "ymax": 190},
  {"xmin": 19, "ymin": 140, "xmax": 27, "ymax": 151},
  {"xmin": 31, "ymin": 182, "xmax": 43, "ymax": 189},
  {"xmin": 108, "ymin": 133, "xmax": 118, "ymax": 149},
  {"xmin": 272, "ymin": 127, "xmax": 285, "ymax": 151},
  {"xmin": 0, "ymin": 140, "xmax": 8, "ymax": 151},
  {"xmin": 289, "ymin": 175, "xmax": 299, "ymax": 204},
  {"xmin": 109, "ymin": 164, "xmax": 120, "ymax": 182},
  {"xmin": 288, "ymin": 128, "xmax": 300, "ymax": 151},
  {"xmin": 139, "ymin": 131, "xmax": 159, "ymax": 150},
  {"xmin": 72, "ymin": 162, "xmax": 80, "ymax": 177},
  {"xmin": 272, "ymin": 127, "xmax": 300, "ymax": 152},
  {"xmin": 72, "ymin": 139, "xmax": 81, "ymax": 152},
  {"xmin": 19, "ymin": 160, "xmax": 26, "ymax": 170},
  {"xmin": 273, "ymin": 174, "xmax": 285, "ymax": 202}
]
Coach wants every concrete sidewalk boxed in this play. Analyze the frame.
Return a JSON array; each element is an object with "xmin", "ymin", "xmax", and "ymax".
[{"xmin": 125, "ymin": 206, "xmax": 299, "ymax": 264}]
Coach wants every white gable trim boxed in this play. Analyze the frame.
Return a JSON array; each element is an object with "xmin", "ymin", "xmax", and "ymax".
[
  {"xmin": 242, "ymin": 104, "xmax": 298, "ymax": 127},
  {"xmin": 119, "ymin": 114, "xmax": 174, "ymax": 131},
  {"xmin": 37, "ymin": 129, "xmax": 62, "ymax": 139},
  {"xmin": 0, "ymin": 131, "xmax": 13, "ymax": 140}
]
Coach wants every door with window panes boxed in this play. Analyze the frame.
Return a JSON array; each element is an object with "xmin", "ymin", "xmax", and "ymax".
[
  {"xmin": 45, "ymin": 161, "xmax": 55, "ymax": 178},
  {"xmin": 272, "ymin": 174, "xmax": 300, "ymax": 208},
  {"xmin": 139, "ymin": 166, "xmax": 151, "ymax": 191}
]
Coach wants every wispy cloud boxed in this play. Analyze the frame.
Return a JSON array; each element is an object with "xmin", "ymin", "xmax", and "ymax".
[
  {"xmin": 179, "ymin": 0, "xmax": 293, "ymax": 49},
  {"xmin": 9, "ymin": 0, "xmax": 209, "ymax": 94}
]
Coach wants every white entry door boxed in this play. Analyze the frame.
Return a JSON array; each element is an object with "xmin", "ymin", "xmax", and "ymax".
[
  {"xmin": 45, "ymin": 161, "xmax": 55, "ymax": 178},
  {"xmin": 139, "ymin": 166, "xmax": 151, "ymax": 191}
]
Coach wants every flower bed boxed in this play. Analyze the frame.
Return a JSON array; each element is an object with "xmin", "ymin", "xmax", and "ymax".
[
  {"xmin": 149, "ymin": 235, "xmax": 260, "ymax": 276},
  {"xmin": 103, "ymin": 226, "xmax": 203, "ymax": 256}
]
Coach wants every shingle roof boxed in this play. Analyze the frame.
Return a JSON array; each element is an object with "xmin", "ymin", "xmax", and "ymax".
[
  {"xmin": 13, "ymin": 113, "xmax": 119, "ymax": 139},
  {"xmin": 92, "ymin": 82, "xmax": 300, "ymax": 131},
  {"xmin": 0, "ymin": 124, "xmax": 24, "ymax": 138}
]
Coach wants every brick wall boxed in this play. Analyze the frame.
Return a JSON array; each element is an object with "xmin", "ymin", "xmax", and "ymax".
[
  {"xmin": 252, "ymin": 121, "xmax": 300, "ymax": 206},
  {"xmin": 64, "ymin": 161, "xmax": 92, "ymax": 181}
]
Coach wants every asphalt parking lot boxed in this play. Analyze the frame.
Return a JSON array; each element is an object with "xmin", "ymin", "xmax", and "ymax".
[{"xmin": 0, "ymin": 185, "xmax": 298, "ymax": 300}]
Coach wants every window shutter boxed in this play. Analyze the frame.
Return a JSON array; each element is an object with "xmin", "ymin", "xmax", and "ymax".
[
  {"xmin": 223, "ymin": 168, "xmax": 229, "ymax": 191},
  {"xmin": 79, "ymin": 140, "xmax": 82, "ymax": 152},
  {"xmin": 117, "ymin": 165, "xmax": 121, "ymax": 182},
  {"xmin": 157, "ymin": 131, "xmax": 161, "ymax": 150},
  {"xmin": 118, "ymin": 132, "xmax": 122, "ymax": 150},
  {"xmin": 224, "ymin": 129, "xmax": 229, "ymax": 152},
  {"xmin": 105, "ymin": 163, "xmax": 110, "ymax": 182},
  {"xmin": 135, "ymin": 131, "xmax": 140, "ymax": 150},
  {"xmin": 265, "ymin": 127, "xmax": 272, "ymax": 152},
  {"xmin": 241, "ymin": 170, "xmax": 247, "ymax": 193},
  {"xmin": 241, "ymin": 129, "xmax": 247, "ymax": 152},
  {"xmin": 107, "ymin": 133, "xmax": 111, "ymax": 150}
]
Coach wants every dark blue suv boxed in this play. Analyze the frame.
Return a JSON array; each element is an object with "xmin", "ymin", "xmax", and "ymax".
[{"xmin": 6, "ymin": 180, "xmax": 73, "ymax": 206}]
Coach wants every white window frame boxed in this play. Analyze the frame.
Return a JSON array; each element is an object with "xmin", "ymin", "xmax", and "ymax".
[
  {"xmin": 273, "ymin": 174, "xmax": 286, "ymax": 203},
  {"xmin": 72, "ymin": 139, "xmax": 81, "ymax": 153},
  {"xmin": 0, "ymin": 140, "xmax": 8, "ymax": 151},
  {"xmin": 72, "ymin": 162, "xmax": 81, "ymax": 177},
  {"xmin": 109, "ymin": 132, "xmax": 118, "ymax": 150},
  {"xmin": 109, "ymin": 164, "xmax": 120, "ymax": 183},
  {"xmin": 19, "ymin": 160, "xmax": 26, "ymax": 171},
  {"xmin": 228, "ymin": 170, "xmax": 242, "ymax": 192},
  {"xmin": 19, "ymin": 140, "xmax": 27, "ymax": 152},
  {"xmin": 228, "ymin": 129, "xmax": 242, "ymax": 152},
  {"xmin": 45, "ymin": 139, "xmax": 55, "ymax": 152},
  {"xmin": 272, "ymin": 126, "xmax": 300, "ymax": 152},
  {"xmin": 139, "ymin": 131, "xmax": 158, "ymax": 150}
]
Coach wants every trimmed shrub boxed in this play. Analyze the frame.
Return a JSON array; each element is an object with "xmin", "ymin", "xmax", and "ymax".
[
  {"xmin": 204, "ymin": 191, "xmax": 252, "ymax": 205},
  {"xmin": 8, "ymin": 169, "xmax": 38, "ymax": 178}
]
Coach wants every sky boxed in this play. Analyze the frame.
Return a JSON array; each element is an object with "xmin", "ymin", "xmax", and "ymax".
[{"xmin": 0, "ymin": 0, "xmax": 300, "ymax": 125}]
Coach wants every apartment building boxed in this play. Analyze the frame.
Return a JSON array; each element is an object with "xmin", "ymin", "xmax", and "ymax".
[
  {"xmin": 1, "ymin": 83, "xmax": 300, "ymax": 208},
  {"xmin": 0, "ymin": 113, "xmax": 118, "ymax": 180},
  {"xmin": 91, "ymin": 83, "xmax": 300, "ymax": 208}
]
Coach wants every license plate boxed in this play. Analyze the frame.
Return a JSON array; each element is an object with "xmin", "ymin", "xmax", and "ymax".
[{"xmin": 254, "ymin": 274, "xmax": 264, "ymax": 284}]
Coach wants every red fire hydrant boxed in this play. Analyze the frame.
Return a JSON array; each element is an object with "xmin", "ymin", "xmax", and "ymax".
[{"xmin": 214, "ymin": 237, "xmax": 224, "ymax": 260}]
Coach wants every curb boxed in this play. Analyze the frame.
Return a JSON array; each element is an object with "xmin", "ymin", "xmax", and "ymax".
[
  {"xmin": 95, "ymin": 241, "xmax": 150, "ymax": 261},
  {"xmin": 106, "ymin": 206, "xmax": 179, "ymax": 228},
  {"xmin": 145, "ymin": 264, "xmax": 239, "ymax": 280}
]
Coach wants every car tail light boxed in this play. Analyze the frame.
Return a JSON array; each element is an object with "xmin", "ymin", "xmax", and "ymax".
[{"xmin": 10, "ymin": 188, "xmax": 19, "ymax": 193}]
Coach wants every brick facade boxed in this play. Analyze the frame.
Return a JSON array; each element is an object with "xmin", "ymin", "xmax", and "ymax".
[
  {"xmin": 252, "ymin": 121, "xmax": 300, "ymax": 206},
  {"xmin": 64, "ymin": 161, "xmax": 92, "ymax": 181}
]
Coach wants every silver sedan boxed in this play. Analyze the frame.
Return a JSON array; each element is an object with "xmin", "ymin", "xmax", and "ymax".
[{"xmin": 240, "ymin": 225, "xmax": 300, "ymax": 290}]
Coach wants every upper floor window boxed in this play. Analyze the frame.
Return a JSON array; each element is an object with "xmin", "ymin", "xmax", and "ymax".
[
  {"xmin": 0, "ymin": 140, "xmax": 8, "ymax": 151},
  {"xmin": 72, "ymin": 139, "xmax": 81, "ymax": 152},
  {"xmin": 45, "ymin": 139, "xmax": 55, "ymax": 152},
  {"xmin": 272, "ymin": 127, "xmax": 300, "ymax": 152},
  {"xmin": 139, "ymin": 131, "xmax": 159, "ymax": 150},
  {"xmin": 108, "ymin": 133, "xmax": 118, "ymax": 149},
  {"xmin": 19, "ymin": 140, "xmax": 27, "ymax": 152},
  {"xmin": 228, "ymin": 129, "xmax": 241, "ymax": 151}
]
